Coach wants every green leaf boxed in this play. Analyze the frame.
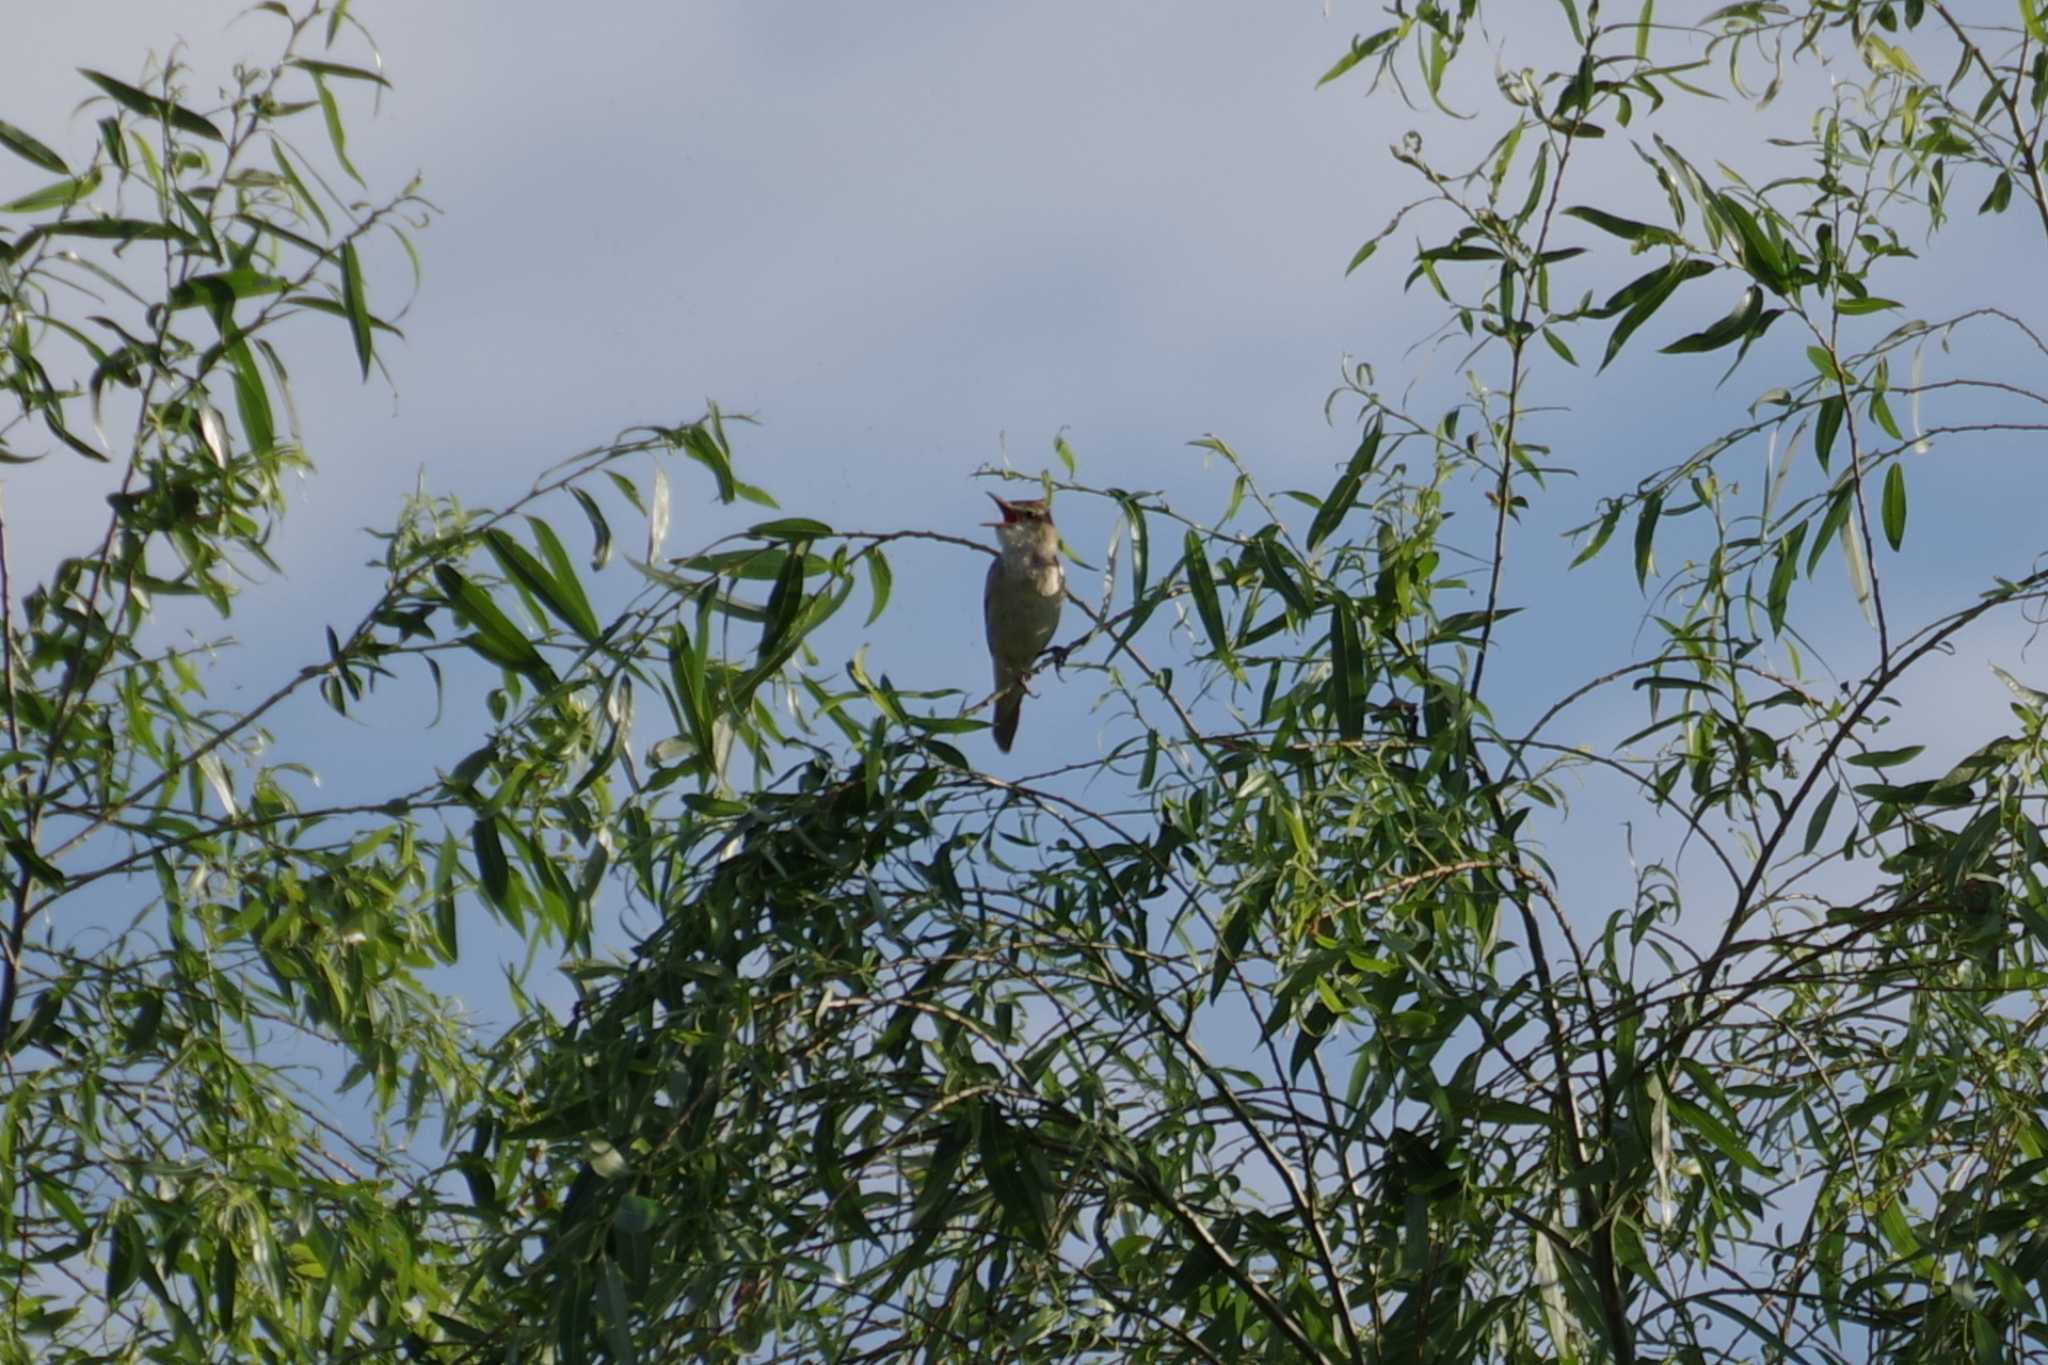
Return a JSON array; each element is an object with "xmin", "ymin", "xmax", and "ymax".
[
  {"xmin": 1880, "ymin": 463, "xmax": 1906, "ymax": 550},
  {"xmin": 747, "ymin": 517, "xmax": 832, "ymax": 541},
  {"xmin": 288, "ymin": 57, "xmax": 392, "ymax": 87},
  {"xmin": 312, "ymin": 74, "xmax": 362, "ymax": 184},
  {"xmin": 1813, "ymin": 395, "xmax": 1843, "ymax": 471},
  {"xmin": 169, "ymin": 270, "xmax": 289, "ymax": 311},
  {"xmin": 1328, "ymin": 598, "xmax": 1364, "ymax": 741},
  {"xmin": 26, "ymin": 218, "xmax": 195, "ymax": 246},
  {"xmin": 472, "ymin": 816, "xmax": 510, "ymax": 911},
  {"xmin": 1668, "ymin": 1094, "xmax": 1775, "ymax": 1176},
  {"xmin": 1563, "ymin": 204, "xmax": 1679, "ymax": 245},
  {"xmin": 1308, "ymin": 422, "xmax": 1381, "ymax": 552},
  {"xmin": 1660, "ymin": 285, "xmax": 1762, "ymax": 354},
  {"xmin": 1570, "ymin": 502, "xmax": 1621, "ymax": 567},
  {"xmin": 1182, "ymin": 531, "xmax": 1228, "ymax": 656},
  {"xmin": 977, "ymin": 1102, "xmax": 1053, "ymax": 1252},
  {"xmin": 1, "ymin": 168, "xmax": 101, "ymax": 214},
  {"xmin": 0, "ymin": 119, "xmax": 68, "ymax": 174},
  {"xmin": 1766, "ymin": 523, "xmax": 1804, "ymax": 634},
  {"xmin": 1801, "ymin": 784, "xmax": 1840, "ymax": 855},
  {"xmin": 600, "ymin": 1261, "xmax": 639, "ymax": 1364},
  {"xmin": 1633, "ymin": 490, "xmax": 1663, "ymax": 587},
  {"xmin": 674, "ymin": 422, "xmax": 738, "ymax": 502},
  {"xmin": 862, "ymin": 551, "xmax": 891, "ymax": 626},
  {"xmin": 1316, "ymin": 26, "xmax": 1400, "ymax": 87},
  {"xmin": 756, "ymin": 544, "xmax": 808, "ymax": 665},
  {"xmin": 225, "ymin": 336, "xmax": 275, "ymax": 458},
  {"xmin": 80, "ymin": 69, "xmax": 224, "ymax": 142},
  {"xmin": 339, "ymin": 241, "xmax": 373, "ymax": 379},
  {"xmin": 570, "ymin": 486, "xmax": 614, "ymax": 570},
  {"xmin": 1601, "ymin": 258, "xmax": 1716, "ymax": 370},
  {"xmin": 1713, "ymin": 193, "xmax": 1790, "ymax": 293},
  {"xmin": 1845, "ymin": 745, "xmax": 1924, "ymax": 768},
  {"xmin": 434, "ymin": 564, "xmax": 556, "ymax": 683},
  {"xmin": 485, "ymin": 527, "xmax": 601, "ymax": 644},
  {"xmin": 1806, "ymin": 487, "xmax": 1853, "ymax": 575},
  {"xmin": 1122, "ymin": 497, "xmax": 1150, "ymax": 606},
  {"xmin": 1253, "ymin": 533, "xmax": 1314, "ymax": 619}
]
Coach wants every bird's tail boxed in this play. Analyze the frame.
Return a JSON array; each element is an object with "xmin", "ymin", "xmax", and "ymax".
[{"xmin": 993, "ymin": 688, "xmax": 1023, "ymax": 753}]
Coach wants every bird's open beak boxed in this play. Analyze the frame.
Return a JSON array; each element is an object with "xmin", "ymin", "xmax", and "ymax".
[{"xmin": 982, "ymin": 491, "xmax": 1020, "ymax": 527}]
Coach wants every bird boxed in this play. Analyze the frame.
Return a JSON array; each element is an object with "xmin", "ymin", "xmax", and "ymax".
[{"xmin": 982, "ymin": 493, "xmax": 1064, "ymax": 753}]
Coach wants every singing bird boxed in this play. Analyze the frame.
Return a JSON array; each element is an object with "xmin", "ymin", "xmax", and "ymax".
[{"xmin": 982, "ymin": 493, "xmax": 1064, "ymax": 752}]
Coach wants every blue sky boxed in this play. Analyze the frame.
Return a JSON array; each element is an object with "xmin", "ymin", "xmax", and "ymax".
[{"xmin": 6, "ymin": 2, "xmax": 2045, "ymax": 990}]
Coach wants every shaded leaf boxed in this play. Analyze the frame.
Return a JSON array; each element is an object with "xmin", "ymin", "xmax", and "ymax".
[{"xmin": 80, "ymin": 69, "xmax": 224, "ymax": 141}]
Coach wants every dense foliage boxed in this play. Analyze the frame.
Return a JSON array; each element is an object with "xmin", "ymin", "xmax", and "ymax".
[{"xmin": 4, "ymin": 2, "xmax": 2048, "ymax": 1361}]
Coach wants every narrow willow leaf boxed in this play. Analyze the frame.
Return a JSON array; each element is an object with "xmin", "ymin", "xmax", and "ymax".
[
  {"xmin": 1667, "ymin": 1094, "xmax": 1775, "ymax": 1176},
  {"xmin": 647, "ymin": 465, "xmax": 671, "ymax": 561},
  {"xmin": 288, "ymin": 57, "xmax": 391, "ymax": 87},
  {"xmin": 195, "ymin": 752, "xmax": 238, "ymax": 817},
  {"xmin": 1633, "ymin": 490, "xmax": 1663, "ymax": 587},
  {"xmin": 312, "ymin": 75, "xmax": 362, "ymax": 184},
  {"xmin": 485, "ymin": 528, "xmax": 600, "ymax": 643},
  {"xmin": 673, "ymin": 423, "xmax": 738, "ymax": 502},
  {"xmin": 747, "ymin": 517, "xmax": 832, "ymax": 541},
  {"xmin": 1880, "ymin": 463, "xmax": 1906, "ymax": 550},
  {"xmin": 570, "ymin": 486, "xmax": 613, "ymax": 570},
  {"xmin": 0, "ymin": 119, "xmax": 67, "ymax": 174},
  {"xmin": 1254, "ymin": 534, "xmax": 1314, "ymax": 619},
  {"xmin": 1602, "ymin": 259, "xmax": 1715, "ymax": 370},
  {"xmin": 1660, "ymin": 285, "xmax": 1762, "ymax": 354},
  {"xmin": 434, "ymin": 564, "xmax": 555, "ymax": 682},
  {"xmin": 1316, "ymin": 26, "xmax": 1399, "ymax": 87},
  {"xmin": 1182, "ymin": 531, "xmax": 1228, "ymax": 655},
  {"xmin": 80, "ymin": 69, "xmax": 224, "ymax": 141},
  {"xmin": 1766, "ymin": 523, "xmax": 1805, "ymax": 633},
  {"xmin": 1802, "ymin": 784, "xmax": 1840, "ymax": 855},
  {"xmin": 1, "ymin": 169, "xmax": 100, "ymax": 214},
  {"xmin": 1807, "ymin": 487, "xmax": 1853, "ymax": 575},
  {"xmin": 472, "ymin": 816, "xmax": 510, "ymax": 910},
  {"xmin": 1570, "ymin": 502, "xmax": 1621, "ymax": 567},
  {"xmin": 1845, "ymin": 745, "xmax": 1925, "ymax": 769},
  {"xmin": 525, "ymin": 516, "xmax": 598, "ymax": 627},
  {"xmin": 339, "ymin": 241, "xmax": 372, "ymax": 378},
  {"xmin": 754, "ymin": 544, "xmax": 810, "ymax": 671},
  {"xmin": 1122, "ymin": 497, "xmax": 1149, "ymax": 607},
  {"xmin": 1841, "ymin": 520, "xmax": 1873, "ymax": 625},
  {"xmin": 1563, "ymin": 203, "xmax": 1678, "ymax": 245},
  {"xmin": 1328, "ymin": 598, "xmax": 1364, "ymax": 740},
  {"xmin": 1813, "ymin": 395, "xmax": 1842, "ymax": 471},
  {"xmin": 1308, "ymin": 422, "xmax": 1381, "ymax": 551},
  {"xmin": 226, "ymin": 337, "xmax": 275, "ymax": 458},
  {"xmin": 862, "ymin": 551, "xmax": 891, "ymax": 625},
  {"xmin": 168, "ymin": 269, "xmax": 288, "ymax": 311}
]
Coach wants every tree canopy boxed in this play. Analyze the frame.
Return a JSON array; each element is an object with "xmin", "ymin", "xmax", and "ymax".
[{"xmin": 5, "ymin": 2, "xmax": 2048, "ymax": 1362}]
